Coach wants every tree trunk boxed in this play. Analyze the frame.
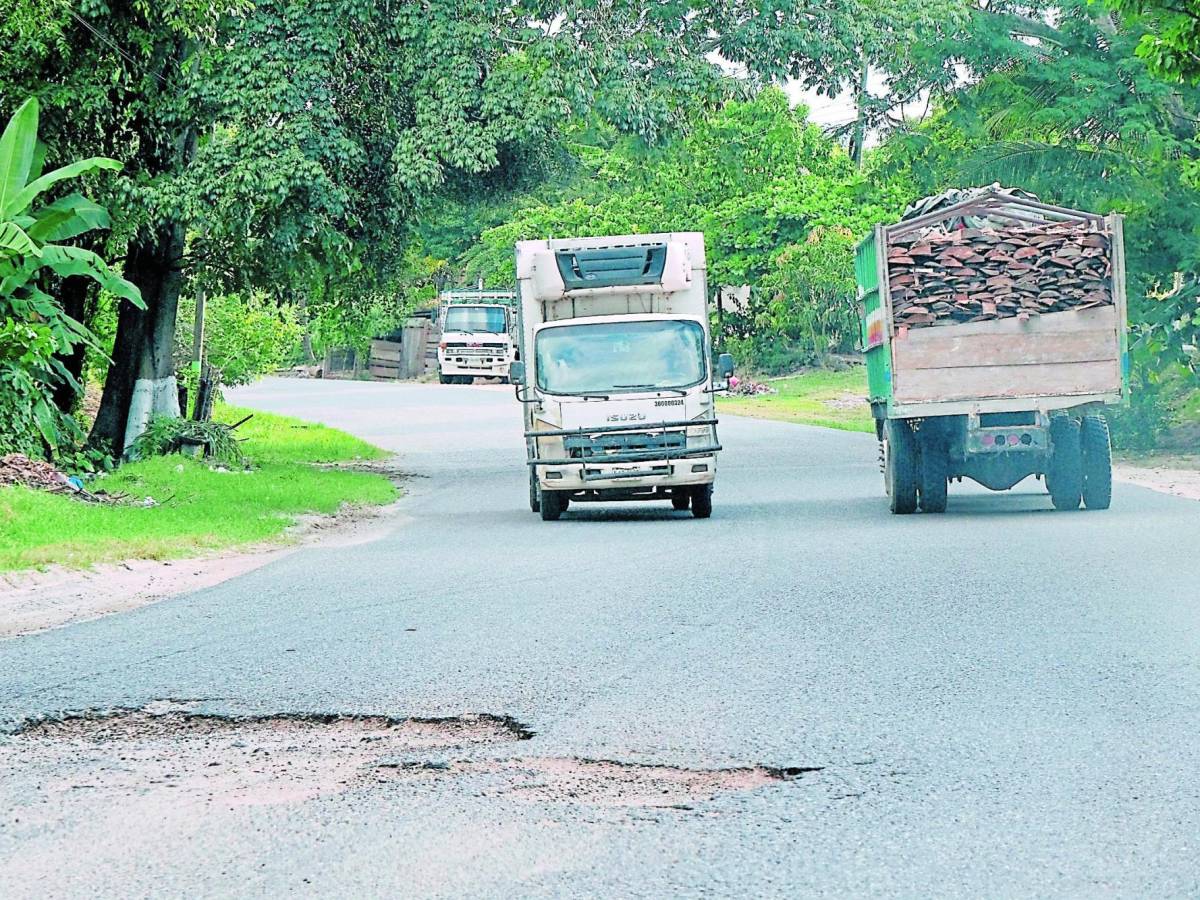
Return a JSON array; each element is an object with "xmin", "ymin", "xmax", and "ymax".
[
  {"xmin": 298, "ymin": 291, "xmax": 316, "ymax": 363},
  {"xmin": 849, "ymin": 56, "xmax": 870, "ymax": 168},
  {"xmin": 89, "ymin": 222, "xmax": 186, "ymax": 455},
  {"xmin": 51, "ymin": 276, "xmax": 95, "ymax": 414}
]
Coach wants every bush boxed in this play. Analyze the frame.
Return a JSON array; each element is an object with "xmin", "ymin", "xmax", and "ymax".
[
  {"xmin": 175, "ymin": 292, "xmax": 302, "ymax": 390},
  {"xmin": 132, "ymin": 416, "xmax": 246, "ymax": 466}
]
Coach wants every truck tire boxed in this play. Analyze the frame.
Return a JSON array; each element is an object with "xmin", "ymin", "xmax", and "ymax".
[
  {"xmin": 1081, "ymin": 415, "xmax": 1113, "ymax": 510},
  {"xmin": 919, "ymin": 441, "xmax": 949, "ymax": 514},
  {"xmin": 885, "ymin": 419, "xmax": 919, "ymax": 515},
  {"xmin": 438, "ymin": 371, "xmax": 452, "ymax": 385},
  {"xmin": 691, "ymin": 483, "xmax": 713, "ymax": 518},
  {"xmin": 1048, "ymin": 417, "xmax": 1083, "ymax": 511},
  {"xmin": 671, "ymin": 493, "xmax": 690, "ymax": 511},
  {"xmin": 528, "ymin": 469, "xmax": 540, "ymax": 513},
  {"xmin": 540, "ymin": 489, "xmax": 566, "ymax": 521}
]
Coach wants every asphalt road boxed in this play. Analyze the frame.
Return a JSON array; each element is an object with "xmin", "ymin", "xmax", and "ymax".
[{"xmin": 3, "ymin": 377, "xmax": 1199, "ymax": 898}]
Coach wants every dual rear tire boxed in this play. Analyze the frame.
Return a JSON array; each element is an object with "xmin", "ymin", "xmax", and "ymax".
[
  {"xmin": 1050, "ymin": 415, "xmax": 1111, "ymax": 510},
  {"xmin": 885, "ymin": 419, "xmax": 920, "ymax": 515}
]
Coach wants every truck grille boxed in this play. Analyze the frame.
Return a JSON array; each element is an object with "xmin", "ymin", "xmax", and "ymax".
[
  {"xmin": 564, "ymin": 431, "xmax": 686, "ymax": 459},
  {"xmin": 445, "ymin": 343, "xmax": 506, "ymax": 353}
]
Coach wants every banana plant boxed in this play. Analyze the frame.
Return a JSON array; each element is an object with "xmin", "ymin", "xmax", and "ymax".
[
  {"xmin": 0, "ymin": 97, "xmax": 142, "ymax": 454},
  {"xmin": 0, "ymin": 97, "xmax": 141, "ymax": 306}
]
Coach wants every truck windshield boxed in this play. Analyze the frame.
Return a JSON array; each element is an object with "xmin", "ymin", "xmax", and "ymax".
[
  {"xmin": 444, "ymin": 306, "xmax": 507, "ymax": 333},
  {"xmin": 535, "ymin": 320, "xmax": 706, "ymax": 395}
]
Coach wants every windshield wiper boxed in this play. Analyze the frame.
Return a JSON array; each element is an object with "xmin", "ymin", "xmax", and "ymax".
[{"xmin": 614, "ymin": 384, "xmax": 687, "ymax": 396}]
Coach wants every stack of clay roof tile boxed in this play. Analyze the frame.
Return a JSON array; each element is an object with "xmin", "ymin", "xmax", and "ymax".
[{"xmin": 887, "ymin": 222, "xmax": 1113, "ymax": 328}]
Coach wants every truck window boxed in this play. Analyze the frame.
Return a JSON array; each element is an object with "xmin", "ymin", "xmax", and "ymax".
[
  {"xmin": 534, "ymin": 320, "xmax": 706, "ymax": 395},
  {"xmin": 444, "ymin": 306, "xmax": 507, "ymax": 333}
]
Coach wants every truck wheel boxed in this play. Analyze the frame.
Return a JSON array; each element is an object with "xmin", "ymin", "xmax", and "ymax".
[
  {"xmin": 691, "ymin": 484, "xmax": 713, "ymax": 518},
  {"xmin": 1048, "ymin": 417, "xmax": 1083, "ymax": 510},
  {"xmin": 919, "ymin": 442, "xmax": 949, "ymax": 514},
  {"xmin": 671, "ymin": 493, "xmax": 690, "ymax": 511},
  {"xmin": 885, "ymin": 419, "xmax": 919, "ymax": 515},
  {"xmin": 1081, "ymin": 415, "xmax": 1113, "ymax": 510},
  {"xmin": 528, "ymin": 469, "xmax": 541, "ymax": 513},
  {"xmin": 438, "ymin": 371, "xmax": 452, "ymax": 385},
  {"xmin": 540, "ymin": 490, "xmax": 566, "ymax": 521}
]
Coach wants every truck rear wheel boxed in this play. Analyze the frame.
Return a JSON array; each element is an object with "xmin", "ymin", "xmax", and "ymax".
[
  {"xmin": 438, "ymin": 371, "xmax": 452, "ymax": 384},
  {"xmin": 671, "ymin": 493, "xmax": 690, "ymax": 511},
  {"xmin": 1081, "ymin": 415, "xmax": 1113, "ymax": 510},
  {"xmin": 919, "ymin": 441, "xmax": 949, "ymax": 514},
  {"xmin": 540, "ymin": 490, "xmax": 567, "ymax": 521},
  {"xmin": 528, "ymin": 469, "xmax": 540, "ymax": 513},
  {"xmin": 691, "ymin": 484, "xmax": 713, "ymax": 518},
  {"xmin": 1048, "ymin": 417, "xmax": 1083, "ymax": 510},
  {"xmin": 885, "ymin": 419, "xmax": 919, "ymax": 515}
]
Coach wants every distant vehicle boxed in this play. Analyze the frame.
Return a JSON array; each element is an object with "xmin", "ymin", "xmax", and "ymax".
[
  {"xmin": 856, "ymin": 189, "xmax": 1129, "ymax": 514},
  {"xmin": 436, "ymin": 290, "xmax": 517, "ymax": 384},
  {"xmin": 512, "ymin": 232, "xmax": 733, "ymax": 521}
]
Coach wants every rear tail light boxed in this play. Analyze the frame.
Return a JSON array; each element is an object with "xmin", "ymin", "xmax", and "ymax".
[{"xmin": 439, "ymin": 341, "xmax": 447, "ymax": 350}]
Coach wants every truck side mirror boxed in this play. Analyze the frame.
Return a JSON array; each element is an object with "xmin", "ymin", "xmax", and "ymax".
[
  {"xmin": 717, "ymin": 353, "xmax": 735, "ymax": 379},
  {"xmin": 509, "ymin": 360, "xmax": 525, "ymax": 385}
]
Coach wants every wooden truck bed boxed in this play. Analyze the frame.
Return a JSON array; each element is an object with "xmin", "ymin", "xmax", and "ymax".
[{"xmin": 856, "ymin": 197, "xmax": 1129, "ymax": 419}]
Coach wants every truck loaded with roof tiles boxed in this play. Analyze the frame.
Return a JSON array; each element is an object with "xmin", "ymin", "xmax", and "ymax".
[{"xmin": 856, "ymin": 188, "xmax": 1129, "ymax": 514}]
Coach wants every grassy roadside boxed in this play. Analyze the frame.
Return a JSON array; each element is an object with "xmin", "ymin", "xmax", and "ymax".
[
  {"xmin": 718, "ymin": 367, "xmax": 874, "ymax": 433},
  {"xmin": 0, "ymin": 405, "xmax": 396, "ymax": 573}
]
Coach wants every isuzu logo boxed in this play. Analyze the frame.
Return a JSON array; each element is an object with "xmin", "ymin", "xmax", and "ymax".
[
  {"xmin": 654, "ymin": 399, "xmax": 684, "ymax": 408},
  {"xmin": 606, "ymin": 412, "xmax": 646, "ymax": 422}
]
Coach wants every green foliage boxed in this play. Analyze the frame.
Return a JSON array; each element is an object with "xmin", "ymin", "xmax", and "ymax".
[
  {"xmin": 1106, "ymin": 0, "xmax": 1200, "ymax": 83},
  {"xmin": 0, "ymin": 97, "xmax": 139, "ymax": 457},
  {"xmin": 176, "ymin": 292, "xmax": 302, "ymax": 387},
  {"xmin": 132, "ymin": 416, "xmax": 246, "ymax": 466}
]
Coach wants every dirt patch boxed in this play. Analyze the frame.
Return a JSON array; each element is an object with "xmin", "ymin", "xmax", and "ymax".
[
  {"xmin": 5, "ymin": 703, "xmax": 530, "ymax": 810},
  {"xmin": 822, "ymin": 392, "xmax": 869, "ymax": 411},
  {"xmin": 379, "ymin": 757, "xmax": 818, "ymax": 809},
  {"xmin": 1115, "ymin": 454, "xmax": 1200, "ymax": 502}
]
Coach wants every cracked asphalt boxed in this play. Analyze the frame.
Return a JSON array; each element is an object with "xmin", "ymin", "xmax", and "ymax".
[{"xmin": 2, "ymin": 377, "xmax": 1199, "ymax": 898}]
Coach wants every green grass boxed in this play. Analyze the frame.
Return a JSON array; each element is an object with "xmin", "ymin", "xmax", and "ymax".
[
  {"xmin": 719, "ymin": 367, "xmax": 874, "ymax": 432},
  {"xmin": 0, "ymin": 405, "xmax": 396, "ymax": 573}
]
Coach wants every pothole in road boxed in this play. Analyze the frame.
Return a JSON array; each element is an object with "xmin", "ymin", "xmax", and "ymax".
[
  {"xmin": 6, "ymin": 702, "xmax": 530, "ymax": 809},
  {"xmin": 377, "ymin": 758, "xmax": 822, "ymax": 809},
  {"xmin": 5, "ymin": 701, "xmax": 818, "ymax": 813}
]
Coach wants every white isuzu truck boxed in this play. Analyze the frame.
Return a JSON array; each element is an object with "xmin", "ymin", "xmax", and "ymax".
[
  {"xmin": 511, "ymin": 232, "xmax": 734, "ymax": 521},
  {"xmin": 436, "ymin": 290, "xmax": 517, "ymax": 384}
]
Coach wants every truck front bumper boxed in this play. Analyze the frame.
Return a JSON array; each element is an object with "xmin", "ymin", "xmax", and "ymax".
[
  {"xmin": 534, "ymin": 453, "xmax": 718, "ymax": 491},
  {"xmin": 527, "ymin": 417, "xmax": 720, "ymax": 492}
]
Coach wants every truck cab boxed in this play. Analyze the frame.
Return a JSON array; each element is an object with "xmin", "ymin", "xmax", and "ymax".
[
  {"xmin": 436, "ymin": 291, "xmax": 517, "ymax": 384},
  {"xmin": 512, "ymin": 233, "xmax": 732, "ymax": 520}
]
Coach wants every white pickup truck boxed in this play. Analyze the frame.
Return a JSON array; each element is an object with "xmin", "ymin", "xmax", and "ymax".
[
  {"xmin": 437, "ymin": 290, "xmax": 517, "ymax": 384},
  {"xmin": 512, "ymin": 232, "xmax": 733, "ymax": 520}
]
